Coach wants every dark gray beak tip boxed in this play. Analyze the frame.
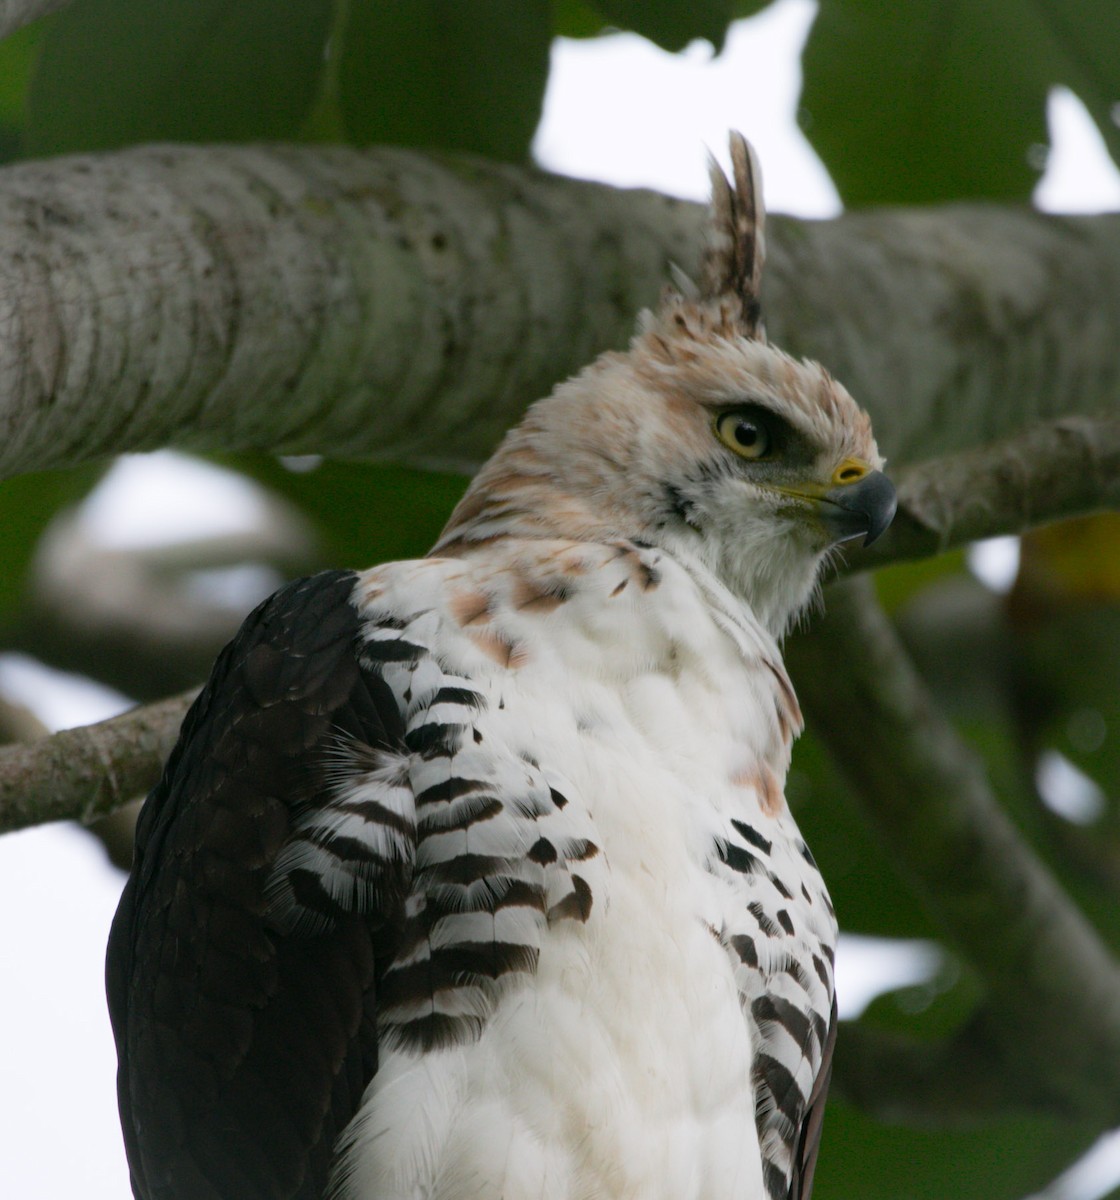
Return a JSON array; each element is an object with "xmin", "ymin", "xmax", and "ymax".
[
  {"xmin": 861, "ymin": 473, "xmax": 898, "ymax": 547},
  {"xmin": 822, "ymin": 470, "xmax": 897, "ymax": 548}
]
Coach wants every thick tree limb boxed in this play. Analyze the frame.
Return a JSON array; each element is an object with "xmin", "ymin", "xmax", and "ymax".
[
  {"xmin": 0, "ymin": 678, "xmax": 140, "ymax": 866},
  {"xmin": 847, "ymin": 414, "xmax": 1120, "ymax": 571},
  {"xmin": 788, "ymin": 577, "xmax": 1120, "ymax": 1122},
  {"xmin": 0, "ymin": 689, "xmax": 193, "ymax": 834},
  {"xmin": 0, "ymin": 144, "xmax": 698, "ymax": 479},
  {"xmin": 0, "ymin": 0, "xmax": 68, "ymax": 41},
  {"xmin": 2, "ymin": 144, "xmax": 1120, "ymax": 481}
]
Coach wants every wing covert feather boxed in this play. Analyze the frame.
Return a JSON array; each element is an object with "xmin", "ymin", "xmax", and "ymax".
[{"xmin": 107, "ymin": 571, "xmax": 410, "ymax": 1200}]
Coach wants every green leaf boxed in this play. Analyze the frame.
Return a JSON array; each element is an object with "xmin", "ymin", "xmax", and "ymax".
[
  {"xmin": 802, "ymin": 0, "xmax": 1120, "ymax": 204},
  {"xmin": 859, "ymin": 952, "xmax": 983, "ymax": 1042},
  {"xmin": 229, "ymin": 456, "xmax": 468, "ymax": 570},
  {"xmin": 0, "ymin": 464, "xmax": 105, "ymax": 619},
  {"xmin": 0, "ymin": 16, "xmax": 52, "ymax": 163},
  {"xmin": 26, "ymin": 0, "xmax": 333, "ymax": 156},
  {"xmin": 1030, "ymin": 605, "xmax": 1120, "ymax": 802},
  {"xmin": 553, "ymin": 0, "xmax": 769, "ymax": 43},
  {"xmin": 789, "ymin": 729, "xmax": 938, "ymax": 939},
  {"xmin": 552, "ymin": 0, "xmax": 610, "ymax": 40},
  {"xmin": 339, "ymin": 0, "xmax": 551, "ymax": 162},
  {"xmin": 589, "ymin": 0, "xmax": 736, "ymax": 52},
  {"xmin": 872, "ymin": 549, "xmax": 968, "ymax": 615},
  {"xmin": 814, "ymin": 1098, "xmax": 1097, "ymax": 1200}
]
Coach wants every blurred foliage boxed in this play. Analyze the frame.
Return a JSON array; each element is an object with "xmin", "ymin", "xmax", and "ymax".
[
  {"xmin": 859, "ymin": 952, "xmax": 984, "ymax": 1045},
  {"xmin": 229, "ymin": 455, "xmax": 469, "ymax": 569},
  {"xmin": 803, "ymin": 0, "xmax": 1120, "ymax": 205},
  {"xmin": 815, "ymin": 1100, "xmax": 1096, "ymax": 1200},
  {"xmin": 339, "ymin": 1, "xmax": 552, "ymax": 161},
  {"xmin": 0, "ymin": 17, "xmax": 49, "ymax": 162},
  {"xmin": 580, "ymin": 0, "xmax": 736, "ymax": 52},
  {"xmin": 872, "ymin": 546, "xmax": 969, "ymax": 614},
  {"xmin": 792, "ymin": 729, "xmax": 938, "ymax": 941},
  {"xmin": 1, "ymin": 3, "xmax": 1119, "ymax": 1199},
  {"xmin": 0, "ymin": 463, "xmax": 104, "ymax": 618},
  {"xmin": 1008, "ymin": 516, "xmax": 1120, "ymax": 930},
  {"xmin": 25, "ymin": 0, "xmax": 334, "ymax": 156}
]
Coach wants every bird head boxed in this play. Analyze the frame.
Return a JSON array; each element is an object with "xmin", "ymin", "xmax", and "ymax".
[{"xmin": 437, "ymin": 134, "xmax": 895, "ymax": 638}]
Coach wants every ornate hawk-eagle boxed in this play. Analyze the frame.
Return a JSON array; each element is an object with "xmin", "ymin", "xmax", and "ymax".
[{"xmin": 107, "ymin": 135, "xmax": 895, "ymax": 1200}]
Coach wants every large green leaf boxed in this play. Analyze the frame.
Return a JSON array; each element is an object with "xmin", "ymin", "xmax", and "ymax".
[
  {"xmin": 0, "ymin": 16, "xmax": 52, "ymax": 163},
  {"xmin": 552, "ymin": 0, "xmax": 613, "ymax": 40},
  {"xmin": 789, "ymin": 728, "xmax": 939, "ymax": 939},
  {"xmin": 26, "ymin": 0, "xmax": 333, "ymax": 156},
  {"xmin": 590, "ymin": 0, "xmax": 737, "ymax": 52},
  {"xmin": 858, "ymin": 952, "xmax": 983, "ymax": 1043},
  {"xmin": 0, "ymin": 464, "xmax": 104, "ymax": 619},
  {"xmin": 802, "ymin": 0, "xmax": 1120, "ymax": 204},
  {"xmin": 230, "ymin": 455, "xmax": 468, "ymax": 570},
  {"xmin": 814, "ymin": 1097, "xmax": 1098, "ymax": 1200},
  {"xmin": 339, "ymin": 0, "xmax": 551, "ymax": 162},
  {"xmin": 553, "ymin": 0, "xmax": 771, "ymax": 48},
  {"xmin": 872, "ymin": 550, "xmax": 968, "ymax": 615}
]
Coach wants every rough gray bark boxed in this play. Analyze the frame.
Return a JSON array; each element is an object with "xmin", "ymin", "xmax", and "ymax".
[
  {"xmin": 0, "ymin": 689, "xmax": 194, "ymax": 833},
  {"xmin": 0, "ymin": 144, "xmax": 697, "ymax": 479},
  {"xmin": 2, "ymin": 143, "xmax": 1119, "ymax": 483},
  {"xmin": 0, "ymin": 0, "xmax": 68, "ymax": 40},
  {"xmin": 854, "ymin": 414, "xmax": 1120, "ymax": 569}
]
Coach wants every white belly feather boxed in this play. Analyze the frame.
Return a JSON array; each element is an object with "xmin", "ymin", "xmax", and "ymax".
[{"xmin": 337, "ymin": 542, "xmax": 832, "ymax": 1200}]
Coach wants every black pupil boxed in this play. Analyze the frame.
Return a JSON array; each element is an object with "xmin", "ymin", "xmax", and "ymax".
[{"xmin": 735, "ymin": 421, "xmax": 759, "ymax": 447}]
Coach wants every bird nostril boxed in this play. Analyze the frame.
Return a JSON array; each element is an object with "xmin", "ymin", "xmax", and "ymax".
[{"xmin": 833, "ymin": 459, "xmax": 869, "ymax": 486}]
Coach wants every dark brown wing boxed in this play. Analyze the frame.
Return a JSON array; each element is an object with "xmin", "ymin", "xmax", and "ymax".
[
  {"xmin": 788, "ymin": 996, "xmax": 838, "ymax": 1200},
  {"xmin": 106, "ymin": 571, "xmax": 409, "ymax": 1200}
]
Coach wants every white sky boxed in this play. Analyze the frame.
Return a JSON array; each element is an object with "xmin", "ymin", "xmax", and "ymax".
[{"xmin": 3, "ymin": 2, "xmax": 1120, "ymax": 1197}]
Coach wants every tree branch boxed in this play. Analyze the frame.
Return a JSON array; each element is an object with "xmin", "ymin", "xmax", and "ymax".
[
  {"xmin": 0, "ymin": 0, "xmax": 69, "ymax": 41},
  {"xmin": 787, "ymin": 577, "xmax": 1120, "ymax": 1122},
  {"xmin": 0, "ymin": 689, "xmax": 193, "ymax": 834},
  {"xmin": 855, "ymin": 414, "xmax": 1120, "ymax": 569},
  {"xmin": 3, "ymin": 144, "xmax": 1120, "ymax": 481},
  {"xmin": 0, "ymin": 676, "xmax": 142, "ymax": 867},
  {"xmin": 0, "ymin": 144, "xmax": 700, "ymax": 480}
]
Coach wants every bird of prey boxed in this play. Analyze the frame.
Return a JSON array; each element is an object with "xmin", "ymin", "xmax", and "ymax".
[{"xmin": 107, "ymin": 133, "xmax": 895, "ymax": 1200}]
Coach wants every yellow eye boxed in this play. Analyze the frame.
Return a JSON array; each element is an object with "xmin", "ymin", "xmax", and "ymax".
[{"xmin": 715, "ymin": 411, "xmax": 772, "ymax": 459}]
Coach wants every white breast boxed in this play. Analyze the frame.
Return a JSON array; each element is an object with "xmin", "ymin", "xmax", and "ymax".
[{"xmin": 338, "ymin": 542, "xmax": 825, "ymax": 1200}]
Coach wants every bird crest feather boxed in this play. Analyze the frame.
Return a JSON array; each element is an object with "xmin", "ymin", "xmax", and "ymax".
[
  {"xmin": 702, "ymin": 130, "xmax": 767, "ymax": 338},
  {"xmin": 642, "ymin": 132, "xmax": 768, "ymax": 354}
]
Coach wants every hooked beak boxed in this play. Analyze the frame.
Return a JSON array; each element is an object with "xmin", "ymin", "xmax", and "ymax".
[{"xmin": 819, "ymin": 469, "xmax": 897, "ymax": 547}]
